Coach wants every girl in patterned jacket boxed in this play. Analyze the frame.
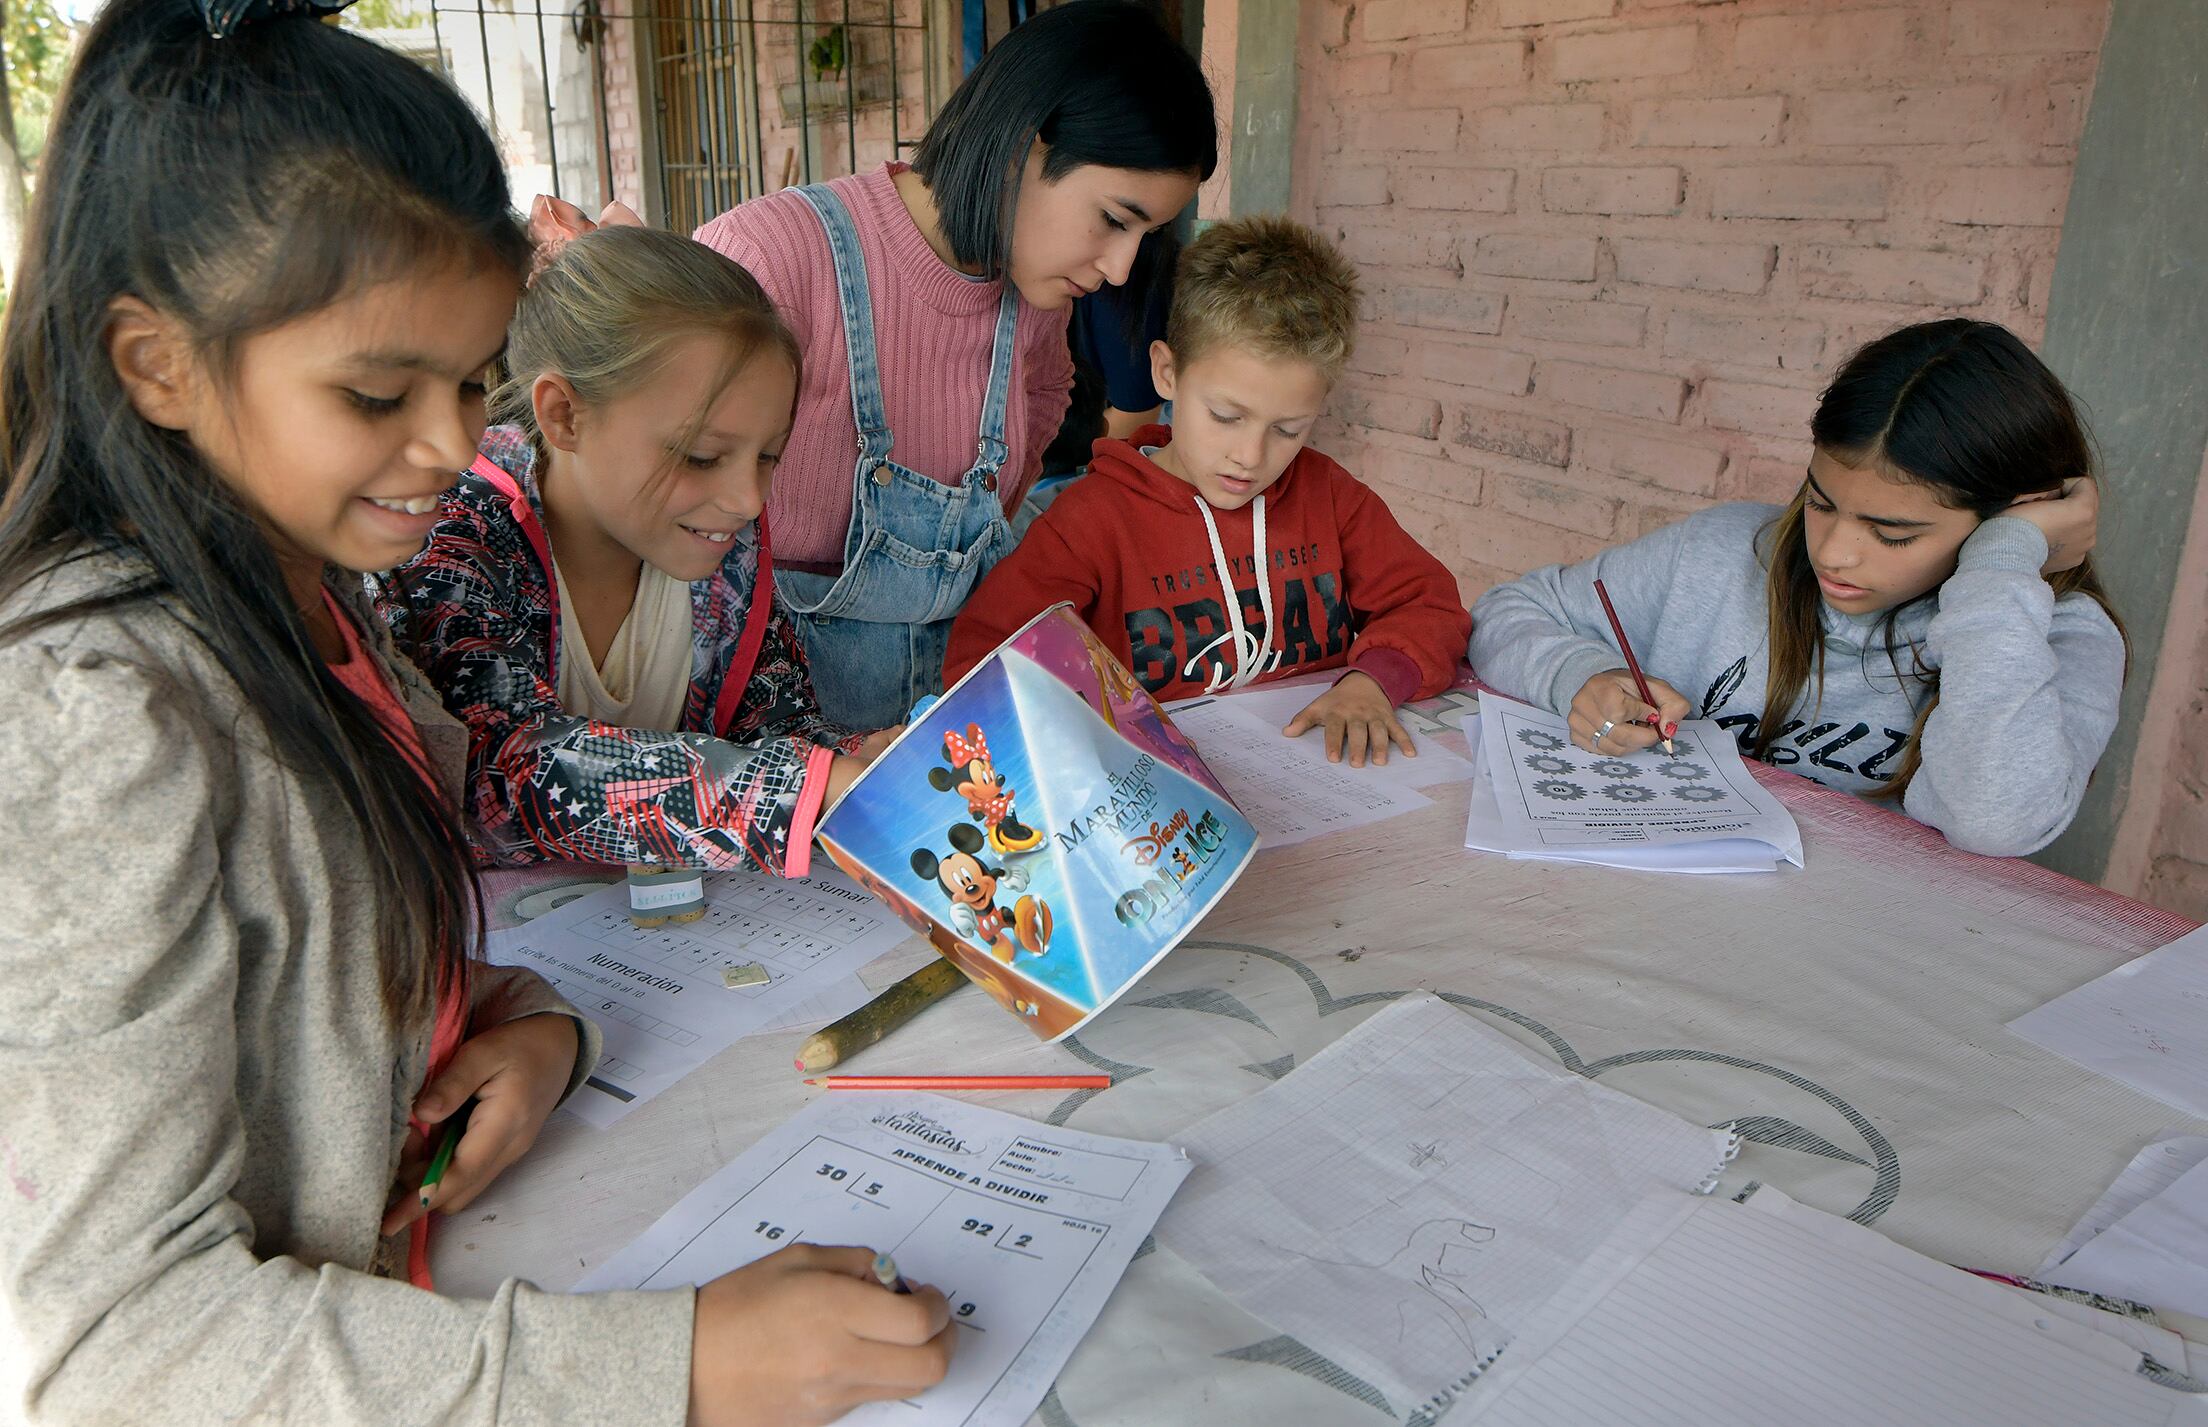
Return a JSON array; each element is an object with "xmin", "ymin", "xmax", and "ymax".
[{"xmin": 378, "ymin": 227, "xmax": 895, "ymax": 913}]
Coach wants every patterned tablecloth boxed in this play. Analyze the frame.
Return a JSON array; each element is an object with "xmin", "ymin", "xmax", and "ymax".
[{"xmin": 437, "ymin": 680, "xmax": 2203, "ymax": 1425}]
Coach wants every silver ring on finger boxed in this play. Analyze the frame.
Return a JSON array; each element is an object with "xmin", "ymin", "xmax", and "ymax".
[{"xmin": 1595, "ymin": 719, "xmax": 1617, "ymax": 745}]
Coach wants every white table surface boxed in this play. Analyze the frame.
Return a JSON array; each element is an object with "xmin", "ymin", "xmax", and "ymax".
[{"xmin": 438, "ymin": 682, "xmax": 2205, "ymax": 1424}]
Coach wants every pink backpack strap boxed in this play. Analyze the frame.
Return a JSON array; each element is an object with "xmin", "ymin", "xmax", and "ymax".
[{"xmin": 714, "ymin": 516, "xmax": 777, "ymax": 736}]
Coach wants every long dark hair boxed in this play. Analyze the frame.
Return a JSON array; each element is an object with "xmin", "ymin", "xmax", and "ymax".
[
  {"xmin": 911, "ymin": 0, "xmax": 1216, "ymax": 300},
  {"xmin": 1758, "ymin": 319, "xmax": 2127, "ymax": 799},
  {"xmin": 0, "ymin": 0, "xmax": 529, "ymax": 1024}
]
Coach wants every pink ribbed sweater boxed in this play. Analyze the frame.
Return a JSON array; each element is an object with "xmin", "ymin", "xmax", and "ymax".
[{"xmin": 694, "ymin": 164, "xmax": 1075, "ymax": 567}]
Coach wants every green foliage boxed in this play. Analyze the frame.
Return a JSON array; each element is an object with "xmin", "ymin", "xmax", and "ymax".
[
  {"xmin": 5, "ymin": 0, "xmax": 72, "ymax": 166},
  {"xmin": 342, "ymin": 0, "xmax": 431, "ymax": 31},
  {"xmin": 807, "ymin": 23, "xmax": 845, "ymax": 82}
]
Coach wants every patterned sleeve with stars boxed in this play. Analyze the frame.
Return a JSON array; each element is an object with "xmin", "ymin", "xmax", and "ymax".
[{"xmin": 373, "ymin": 502, "xmax": 828, "ymax": 876}]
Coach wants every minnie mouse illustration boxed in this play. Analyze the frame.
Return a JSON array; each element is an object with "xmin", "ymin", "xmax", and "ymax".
[
  {"xmin": 910, "ymin": 823, "xmax": 1053, "ymax": 965},
  {"xmin": 929, "ymin": 723, "xmax": 1045, "ymax": 854}
]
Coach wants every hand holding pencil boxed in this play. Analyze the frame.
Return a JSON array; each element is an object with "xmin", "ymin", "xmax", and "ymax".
[
  {"xmin": 1565, "ymin": 580, "xmax": 1689, "ymax": 757},
  {"xmin": 380, "ymin": 1012, "xmax": 579, "ymax": 1236},
  {"xmin": 1567, "ymin": 671, "xmax": 1689, "ymax": 757},
  {"xmin": 690, "ymin": 1245, "xmax": 954, "ymax": 1423}
]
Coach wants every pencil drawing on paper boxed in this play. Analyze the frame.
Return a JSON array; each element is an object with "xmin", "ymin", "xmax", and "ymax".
[{"xmin": 1297, "ymin": 1218, "xmax": 1498, "ymax": 1354}]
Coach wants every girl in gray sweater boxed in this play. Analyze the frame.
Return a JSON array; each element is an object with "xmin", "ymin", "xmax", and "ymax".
[
  {"xmin": 1469, "ymin": 320, "xmax": 2126, "ymax": 858},
  {"xmin": 0, "ymin": 1, "xmax": 949, "ymax": 1422}
]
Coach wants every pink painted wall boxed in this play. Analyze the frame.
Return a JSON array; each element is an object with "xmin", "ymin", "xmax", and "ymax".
[
  {"xmin": 2107, "ymin": 444, "xmax": 2208, "ymax": 923},
  {"xmin": 2138, "ymin": 614, "xmax": 2208, "ymax": 920},
  {"xmin": 1289, "ymin": 0, "xmax": 2109, "ymax": 597}
]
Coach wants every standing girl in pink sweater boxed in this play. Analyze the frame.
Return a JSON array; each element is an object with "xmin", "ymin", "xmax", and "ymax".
[{"xmin": 557, "ymin": 1, "xmax": 1217, "ymax": 727}]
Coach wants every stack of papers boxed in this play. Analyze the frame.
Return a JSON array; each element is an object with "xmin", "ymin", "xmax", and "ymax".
[
  {"xmin": 2008, "ymin": 927, "xmax": 2208, "ymax": 1317},
  {"xmin": 1464, "ymin": 691, "xmax": 1802, "ymax": 874},
  {"xmin": 2039, "ymin": 1136, "xmax": 2208, "ymax": 1320}
]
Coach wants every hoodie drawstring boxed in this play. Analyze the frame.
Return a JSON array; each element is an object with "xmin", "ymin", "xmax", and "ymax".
[{"xmin": 1182, "ymin": 493, "xmax": 1283, "ymax": 694}]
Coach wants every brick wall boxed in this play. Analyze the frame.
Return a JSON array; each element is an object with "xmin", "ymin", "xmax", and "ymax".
[
  {"xmin": 1290, "ymin": 0, "xmax": 2111, "ymax": 601},
  {"xmin": 597, "ymin": 11, "xmax": 650, "ymax": 215}
]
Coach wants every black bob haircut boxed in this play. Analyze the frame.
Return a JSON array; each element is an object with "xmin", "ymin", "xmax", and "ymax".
[{"xmin": 911, "ymin": 0, "xmax": 1217, "ymax": 297}]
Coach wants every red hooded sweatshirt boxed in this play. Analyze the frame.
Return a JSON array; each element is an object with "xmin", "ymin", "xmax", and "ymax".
[{"xmin": 945, "ymin": 427, "xmax": 1471, "ymax": 704}]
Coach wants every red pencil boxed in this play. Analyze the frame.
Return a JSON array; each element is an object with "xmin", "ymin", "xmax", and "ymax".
[
  {"xmin": 1592, "ymin": 577, "xmax": 1676, "ymax": 754},
  {"xmin": 803, "ymin": 1075, "xmax": 1112, "ymax": 1090}
]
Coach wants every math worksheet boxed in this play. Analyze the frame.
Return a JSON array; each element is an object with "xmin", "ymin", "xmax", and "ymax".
[
  {"xmin": 1168, "ymin": 689, "xmax": 1464, "ymax": 846},
  {"xmin": 577, "ymin": 1093, "xmax": 1190, "ymax": 1427},
  {"xmin": 1475, "ymin": 691, "xmax": 1803, "ymax": 866},
  {"xmin": 485, "ymin": 869, "xmax": 915, "ymax": 1127}
]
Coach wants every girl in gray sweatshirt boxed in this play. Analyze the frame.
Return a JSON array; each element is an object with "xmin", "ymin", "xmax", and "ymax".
[
  {"xmin": 1469, "ymin": 320, "xmax": 2126, "ymax": 859},
  {"xmin": 0, "ymin": 3, "xmax": 950, "ymax": 1423}
]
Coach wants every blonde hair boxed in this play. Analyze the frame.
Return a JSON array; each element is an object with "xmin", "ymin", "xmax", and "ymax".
[
  {"xmin": 490, "ymin": 225, "xmax": 799, "ymax": 477},
  {"xmin": 1166, "ymin": 215, "xmax": 1360, "ymax": 380}
]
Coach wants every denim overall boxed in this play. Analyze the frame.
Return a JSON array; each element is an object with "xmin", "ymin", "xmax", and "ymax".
[{"xmin": 777, "ymin": 182, "xmax": 1020, "ymax": 731}]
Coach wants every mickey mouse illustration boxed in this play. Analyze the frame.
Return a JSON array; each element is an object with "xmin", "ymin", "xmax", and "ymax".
[
  {"xmin": 929, "ymin": 723, "xmax": 1045, "ymax": 854},
  {"xmin": 910, "ymin": 823, "xmax": 1053, "ymax": 965}
]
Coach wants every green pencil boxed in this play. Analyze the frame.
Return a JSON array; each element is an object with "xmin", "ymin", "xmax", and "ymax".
[{"xmin": 419, "ymin": 1101, "xmax": 472, "ymax": 1208}]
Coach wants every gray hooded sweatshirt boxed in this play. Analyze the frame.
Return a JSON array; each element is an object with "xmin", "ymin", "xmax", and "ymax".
[
  {"xmin": 1466, "ymin": 502, "xmax": 2124, "ymax": 858},
  {"xmin": 0, "ymin": 552, "xmax": 692, "ymax": 1425}
]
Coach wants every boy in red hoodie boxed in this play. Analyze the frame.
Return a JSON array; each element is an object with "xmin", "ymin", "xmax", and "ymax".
[{"xmin": 944, "ymin": 216, "xmax": 1471, "ymax": 766}]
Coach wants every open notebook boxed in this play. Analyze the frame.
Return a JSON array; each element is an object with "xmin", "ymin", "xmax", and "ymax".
[{"xmin": 1446, "ymin": 1188, "xmax": 2207, "ymax": 1426}]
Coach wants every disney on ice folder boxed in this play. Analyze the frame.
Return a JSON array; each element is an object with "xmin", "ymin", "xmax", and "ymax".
[{"xmin": 815, "ymin": 604, "xmax": 1258, "ymax": 1042}]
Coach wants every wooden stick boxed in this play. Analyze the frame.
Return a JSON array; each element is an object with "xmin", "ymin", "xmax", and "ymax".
[{"xmin": 794, "ymin": 957, "xmax": 968, "ymax": 1073}]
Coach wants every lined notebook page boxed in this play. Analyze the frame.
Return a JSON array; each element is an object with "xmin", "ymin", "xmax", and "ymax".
[
  {"xmin": 1450, "ymin": 1193, "xmax": 2204, "ymax": 1427},
  {"xmin": 1168, "ymin": 993, "xmax": 1736, "ymax": 1421}
]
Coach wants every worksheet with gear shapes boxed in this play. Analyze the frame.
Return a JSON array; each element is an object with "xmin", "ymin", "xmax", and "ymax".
[{"xmin": 1476, "ymin": 691, "xmax": 1802, "ymax": 863}]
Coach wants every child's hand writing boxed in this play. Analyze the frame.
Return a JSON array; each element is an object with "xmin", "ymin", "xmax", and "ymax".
[
  {"xmin": 1282, "ymin": 671, "xmax": 1416, "ymax": 768},
  {"xmin": 1567, "ymin": 670, "xmax": 1690, "ymax": 754},
  {"xmin": 689, "ymin": 1243, "xmax": 955, "ymax": 1426},
  {"xmin": 380, "ymin": 1011, "xmax": 579, "ymax": 1236},
  {"xmin": 825, "ymin": 725, "xmax": 903, "ymax": 810},
  {"xmin": 2003, "ymin": 477, "xmax": 2099, "ymax": 575}
]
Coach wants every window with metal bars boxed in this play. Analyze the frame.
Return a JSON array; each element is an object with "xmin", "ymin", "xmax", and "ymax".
[{"xmin": 415, "ymin": 0, "xmax": 954, "ymax": 234}]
